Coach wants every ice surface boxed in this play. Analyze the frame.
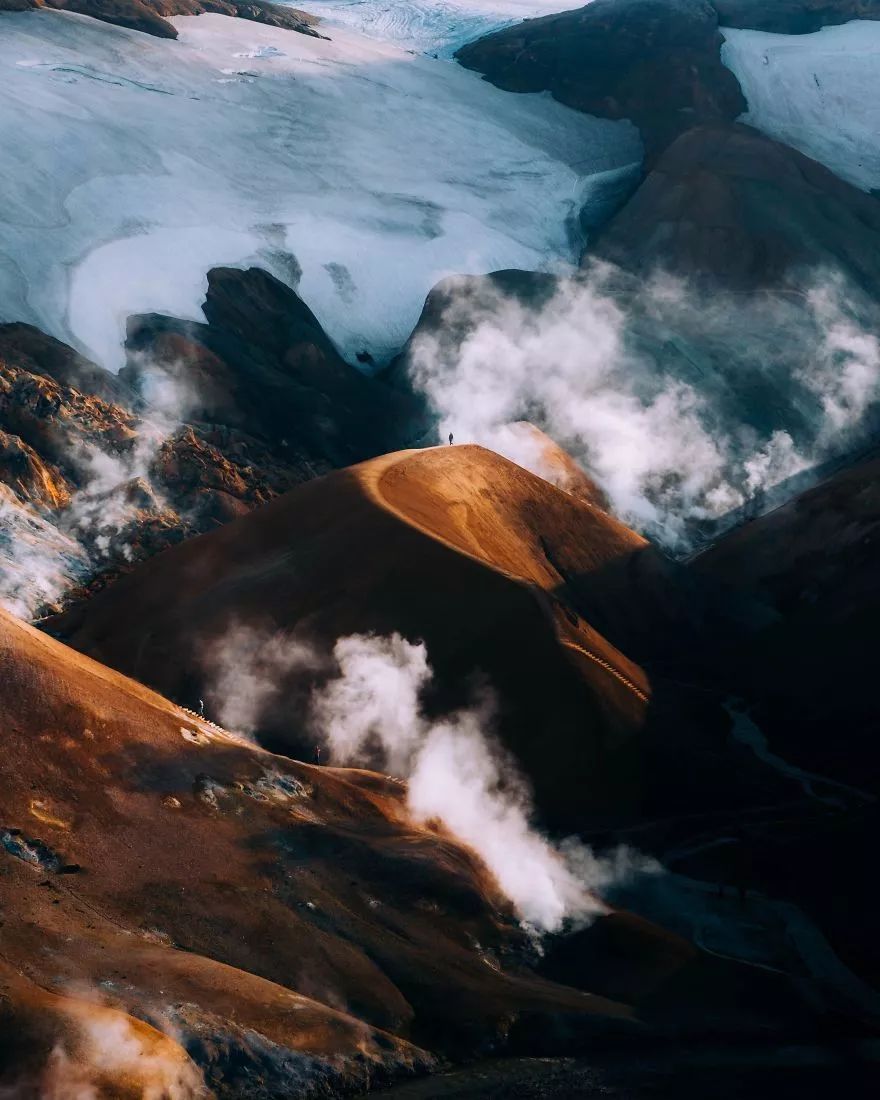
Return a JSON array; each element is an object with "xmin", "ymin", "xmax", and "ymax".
[
  {"xmin": 722, "ymin": 21, "xmax": 880, "ymax": 192},
  {"xmin": 0, "ymin": 11, "xmax": 640, "ymax": 371},
  {"xmin": 285, "ymin": 0, "xmax": 587, "ymax": 57}
]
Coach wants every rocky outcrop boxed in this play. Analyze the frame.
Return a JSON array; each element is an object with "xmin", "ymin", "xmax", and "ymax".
[
  {"xmin": 0, "ymin": 429, "xmax": 71, "ymax": 511},
  {"xmin": 0, "ymin": 333, "xmax": 136, "ymax": 486},
  {"xmin": 456, "ymin": 0, "xmax": 747, "ymax": 157},
  {"xmin": 0, "ymin": 271, "xmax": 425, "ymax": 614},
  {"xmin": 0, "ymin": 323, "xmax": 132, "ymax": 407},
  {"xmin": 124, "ymin": 266, "xmax": 427, "ymax": 469},
  {"xmin": 0, "ymin": 340, "xmax": 267, "ymax": 608},
  {"xmin": 592, "ymin": 122, "xmax": 880, "ymax": 293},
  {"xmin": 0, "ymin": 0, "xmax": 322, "ymax": 40}
]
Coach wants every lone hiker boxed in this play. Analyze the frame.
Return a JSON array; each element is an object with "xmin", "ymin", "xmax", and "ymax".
[
  {"xmin": 448, "ymin": 432, "xmax": 454, "ymax": 445},
  {"xmin": 198, "ymin": 698, "xmax": 205, "ymax": 717}
]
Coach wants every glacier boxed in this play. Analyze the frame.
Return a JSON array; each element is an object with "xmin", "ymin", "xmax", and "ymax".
[
  {"xmin": 0, "ymin": 10, "xmax": 640, "ymax": 372},
  {"xmin": 285, "ymin": 0, "xmax": 587, "ymax": 57},
  {"xmin": 722, "ymin": 21, "xmax": 880, "ymax": 193}
]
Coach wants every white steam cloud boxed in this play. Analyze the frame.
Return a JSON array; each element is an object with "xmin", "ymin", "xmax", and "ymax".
[
  {"xmin": 0, "ymin": 996, "xmax": 206, "ymax": 1100},
  {"xmin": 310, "ymin": 633, "xmax": 659, "ymax": 932},
  {"xmin": 63, "ymin": 358, "xmax": 197, "ymax": 553},
  {"xmin": 805, "ymin": 283, "xmax": 880, "ymax": 437},
  {"xmin": 201, "ymin": 620, "xmax": 323, "ymax": 736},
  {"xmin": 0, "ymin": 360, "xmax": 196, "ymax": 619},
  {"xmin": 0, "ymin": 485, "xmax": 89, "ymax": 619},
  {"xmin": 408, "ymin": 267, "xmax": 880, "ymax": 548}
]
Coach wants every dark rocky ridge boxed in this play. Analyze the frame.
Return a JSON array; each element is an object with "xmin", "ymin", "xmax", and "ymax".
[
  {"xmin": 124, "ymin": 266, "xmax": 427, "ymax": 469},
  {"xmin": 694, "ymin": 445, "xmax": 880, "ymax": 795},
  {"xmin": 0, "ymin": 0, "xmax": 322, "ymax": 39},
  {"xmin": 592, "ymin": 121, "xmax": 880, "ymax": 293},
  {"xmin": 0, "ymin": 269, "xmax": 425, "ymax": 612},
  {"xmin": 456, "ymin": 1, "xmax": 880, "ymax": 160},
  {"xmin": 456, "ymin": 0, "xmax": 746, "ymax": 159},
  {"xmin": 714, "ymin": 0, "xmax": 880, "ymax": 33}
]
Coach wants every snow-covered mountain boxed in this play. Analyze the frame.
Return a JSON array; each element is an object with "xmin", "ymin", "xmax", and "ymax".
[
  {"xmin": 722, "ymin": 20, "xmax": 880, "ymax": 192},
  {"xmin": 0, "ymin": 9, "xmax": 639, "ymax": 371}
]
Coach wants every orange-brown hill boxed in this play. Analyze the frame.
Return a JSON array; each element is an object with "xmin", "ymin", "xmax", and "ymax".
[
  {"xmin": 2, "ymin": 605, "xmax": 815, "ymax": 1096},
  {"xmin": 2, "ymin": 605, "xmax": 651, "ymax": 1096},
  {"xmin": 2, "ymin": 590, "xmax": 832, "ymax": 1095},
  {"xmin": 57, "ymin": 445, "xmax": 750, "ymax": 832}
]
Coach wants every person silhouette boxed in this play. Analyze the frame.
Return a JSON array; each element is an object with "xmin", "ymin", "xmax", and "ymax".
[{"xmin": 448, "ymin": 432, "xmax": 454, "ymax": 445}]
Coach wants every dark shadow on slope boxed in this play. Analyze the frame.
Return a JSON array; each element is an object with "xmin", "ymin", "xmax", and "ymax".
[{"xmin": 124, "ymin": 267, "xmax": 429, "ymax": 470}]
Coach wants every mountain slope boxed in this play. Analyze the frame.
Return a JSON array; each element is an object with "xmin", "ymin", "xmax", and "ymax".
[
  {"xmin": 0, "ymin": 268, "xmax": 429, "ymax": 616},
  {"xmin": 55, "ymin": 445, "xmax": 751, "ymax": 831},
  {"xmin": 693, "ymin": 445, "xmax": 880, "ymax": 792},
  {"xmin": 592, "ymin": 122, "xmax": 880, "ymax": 293},
  {"xmin": 691, "ymin": 447, "xmax": 880, "ymax": 987},
  {"xmin": 456, "ymin": 0, "xmax": 746, "ymax": 156},
  {"xmin": 1, "ymin": 604, "xmax": 647, "ymax": 1094}
]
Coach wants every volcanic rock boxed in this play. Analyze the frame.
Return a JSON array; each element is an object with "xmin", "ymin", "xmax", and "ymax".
[
  {"xmin": 592, "ymin": 122, "xmax": 880, "ymax": 293},
  {"xmin": 0, "ymin": 0, "xmax": 322, "ymax": 40},
  {"xmin": 0, "ymin": 324, "xmax": 133, "ymax": 407},
  {"xmin": 123, "ymin": 267, "xmax": 428, "ymax": 471},
  {"xmin": 456, "ymin": 0, "xmax": 747, "ymax": 157},
  {"xmin": 54, "ymin": 445, "xmax": 771, "ymax": 833}
]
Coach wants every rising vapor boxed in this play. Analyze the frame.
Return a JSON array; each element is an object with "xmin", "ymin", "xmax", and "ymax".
[
  {"xmin": 310, "ymin": 632, "xmax": 660, "ymax": 932},
  {"xmin": 406, "ymin": 264, "xmax": 880, "ymax": 549}
]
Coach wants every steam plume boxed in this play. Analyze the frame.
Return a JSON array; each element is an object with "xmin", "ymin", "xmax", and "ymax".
[
  {"xmin": 407, "ymin": 265, "xmax": 880, "ymax": 548},
  {"xmin": 0, "ymin": 359, "xmax": 197, "ymax": 619},
  {"xmin": 310, "ymin": 633, "xmax": 659, "ymax": 932},
  {"xmin": 201, "ymin": 621, "xmax": 322, "ymax": 737}
]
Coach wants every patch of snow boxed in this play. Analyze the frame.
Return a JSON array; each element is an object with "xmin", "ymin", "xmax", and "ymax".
[
  {"xmin": 722, "ymin": 21, "xmax": 880, "ymax": 192},
  {"xmin": 0, "ymin": 11, "xmax": 640, "ymax": 373},
  {"xmin": 287, "ymin": 0, "xmax": 587, "ymax": 57}
]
